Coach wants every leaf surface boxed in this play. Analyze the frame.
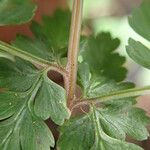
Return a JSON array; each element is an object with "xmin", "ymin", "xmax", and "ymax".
[
  {"xmin": 58, "ymin": 106, "xmax": 148, "ymax": 150},
  {"xmin": 0, "ymin": 0, "xmax": 37, "ymax": 25},
  {"xmin": 78, "ymin": 62, "xmax": 133, "ymax": 99},
  {"xmin": 0, "ymin": 58, "xmax": 70, "ymax": 149},
  {"xmin": 128, "ymin": 0, "xmax": 150, "ymax": 41},
  {"xmin": 0, "ymin": 57, "xmax": 39, "ymax": 92},
  {"xmin": 34, "ymin": 73, "xmax": 70, "ymax": 125},
  {"xmin": 81, "ymin": 33, "xmax": 127, "ymax": 81},
  {"xmin": 127, "ymin": 0, "xmax": 150, "ymax": 69},
  {"xmin": 63, "ymin": 61, "xmax": 150, "ymax": 150},
  {"xmin": 91, "ymin": 108, "xmax": 143, "ymax": 150},
  {"xmin": 58, "ymin": 115, "xmax": 95, "ymax": 150},
  {"xmin": 127, "ymin": 38, "xmax": 150, "ymax": 69},
  {"xmin": 98, "ymin": 103, "xmax": 150, "ymax": 141},
  {"xmin": 11, "ymin": 10, "xmax": 71, "ymax": 65}
]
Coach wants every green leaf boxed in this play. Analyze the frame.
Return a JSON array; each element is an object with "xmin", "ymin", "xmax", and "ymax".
[
  {"xmin": 78, "ymin": 63, "xmax": 150, "ymax": 142},
  {"xmin": 81, "ymin": 32, "xmax": 127, "ymax": 82},
  {"xmin": 0, "ymin": 91, "xmax": 55, "ymax": 150},
  {"xmin": 11, "ymin": 9, "xmax": 71, "ymax": 65},
  {"xmin": 58, "ymin": 106, "xmax": 147, "ymax": 150},
  {"xmin": 20, "ymin": 110, "xmax": 55, "ymax": 150},
  {"xmin": 91, "ymin": 109, "xmax": 143, "ymax": 150},
  {"xmin": 0, "ymin": 57, "xmax": 70, "ymax": 124},
  {"xmin": 77, "ymin": 62, "xmax": 91, "ymax": 96},
  {"xmin": 92, "ymin": 131, "xmax": 143, "ymax": 150},
  {"xmin": 0, "ymin": 107, "xmax": 54, "ymax": 150},
  {"xmin": 12, "ymin": 35, "xmax": 56, "ymax": 63},
  {"xmin": 128, "ymin": 0, "xmax": 150, "ymax": 41},
  {"xmin": 126, "ymin": 38, "xmax": 150, "ymax": 69},
  {"xmin": 0, "ymin": 0, "xmax": 37, "ymax": 25},
  {"xmin": 98, "ymin": 102, "xmax": 150, "ymax": 141},
  {"xmin": 0, "ymin": 57, "xmax": 39, "ymax": 92},
  {"xmin": 0, "ymin": 76, "xmax": 55, "ymax": 150},
  {"xmin": 78, "ymin": 62, "xmax": 134, "ymax": 99},
  {"xmin": 0, "ymin": 92, "xmax": 23, "ymax": 120},
  {"xmin": 0, "ymin": 57, "xmax": 70, "ymax": 149},
  {"xmin": 31, "ymin": 10, "xmax": 71, "ymax": 50},
  {"xmin": 127, "ymin": 0, "xmax": 150, "ymax": 69},
  {"xmin": 78, "ymin": 63, "xmax": 150, "ymax": 101},
  {"xmin": 34, "ymin": 72, "xmax": 70, "ymax": 125},
  {"xmin": 58, "ymin": 115, "xmax": 95, "ymax": 150}
]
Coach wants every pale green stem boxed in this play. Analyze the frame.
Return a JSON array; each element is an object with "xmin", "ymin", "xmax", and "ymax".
[
  {"xmin": 71, "ymin": 86, "xmax": 150, "ymax": 110},
  {"xmin": 0, "ymin": 40, "xmax": 67, "ymax": 74},
  {"xmin": 66, "ymin": 0, "xmax": 83, "ymax": 107}
]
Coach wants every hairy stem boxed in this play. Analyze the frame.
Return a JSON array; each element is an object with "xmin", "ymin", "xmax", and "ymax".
[
  {"xmin": 66, "ymin": 0, "xmax": 83, "ymax": 108},
  {"xmin": 71, "ymin": 86, "xmax": 150, "ymax": 110}
]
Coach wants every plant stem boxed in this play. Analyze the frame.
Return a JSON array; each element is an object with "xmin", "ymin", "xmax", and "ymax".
[
  {"xmin": 0, "ymin": 40, "xmax": 67, "ymax": 75},
  {"xmin": 71, "ymin": 85, "xmax": 150, "ymax": 110},
  {"xmin": 66, "ymin": 0, "xmax": 83, "ymax": 108}
]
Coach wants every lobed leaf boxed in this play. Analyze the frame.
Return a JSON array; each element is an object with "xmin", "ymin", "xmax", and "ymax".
[
  {"xmin": 11, "ymin": 9, "xmax": 71, "ymax": 65},
  {"xmin": 98, "ymin": 103, "xmax": 150, "ymax": 141},
  {"xmin": 0, "ymin": 4, "xmax": 149, "ymax": 150},
  {"xmin": 34, "ymin": 73, "xmax": 70, "ymax": 125},
  {"xmin": 0, "ymin": 57, "xmax": 70, "ymax": 149},
  {"xmin": 58, "ymin": 106, "xmax": 148, "ymax": 150},
  {"xmin": 80, "ymin": 32, "xmax": 127, "ymax": 82},
  {"xmin": 70, "ymin": 61, "xmax": 150, "ymax": 150},
  {"xmin": 91, "ymin": 109, "xmax": 143, "ymax": 150},
  {"xmin": 0, "ymin": 107, "xmax": 55, "ymax": 150},
  {"xmin": 31, "ymin": 10, "xmax": 71, "ymax": 50},
  {"xmin": 78, "ymin": 62, "xmax": 134, "ymax": 99}
]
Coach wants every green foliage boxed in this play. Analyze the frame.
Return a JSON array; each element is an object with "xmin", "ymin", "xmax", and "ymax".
[
  {"xmin": 59, "ymin": 61, "xmax": 149, "ymax": 150},
  {"xmin": 0, "ymin": 57, "xmax": 39, "ymax": 92},
  {"xmin": 31, "ymin": 10, "xmax": 71, "ymax": 50},
  {"xmin": 0, "ymin": 2, "xmax": 149, "ymax": 150},
  {"xmin": 0, "ymin": 106, "xmax": 54, "ymax": 150},
  {"xmin": 128, "ymin": 0, "xmax": 150, "ymax": 41},
  {"xmin": 58, "ymin": 105, "xmax": 149, "ymax": 150},
  {"xmin": 34, "ymin": 74, "xmax": 70, "ymax": 125},
  {"xmin": 0, "ymin": 58, "xmax": 69, "ymax": 149},
  {"xmin": 81, "ymin": 33, "xmax": 127, "ymax": 82},
  {"xmin": 127, "ymin": 0, "xmax": 150, "ymax": 69},
  {"xmin": 127, "ymin": 38, "xmax": 150, "ymax": 69},
  {"xmin": 91, "ymin": 108, "xmax": 143, "ymax": 150},
  {"xmin": 12, "ymin": 10, "xmax": 71, "ymax": 66},
  {"xmin": 78, "ymin": 62, "xmax": 133, "ymax": 99},
  {"xmin": 58, "ymin": 115, "xmax": 95, "ymax": 150},
  {"xmin": 0, "ymin": 0, "xmax": 37, "ymax": 25},
  {"xmin": 98, "ymin": 101, "xmax": 150, "ymax": 141}
]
